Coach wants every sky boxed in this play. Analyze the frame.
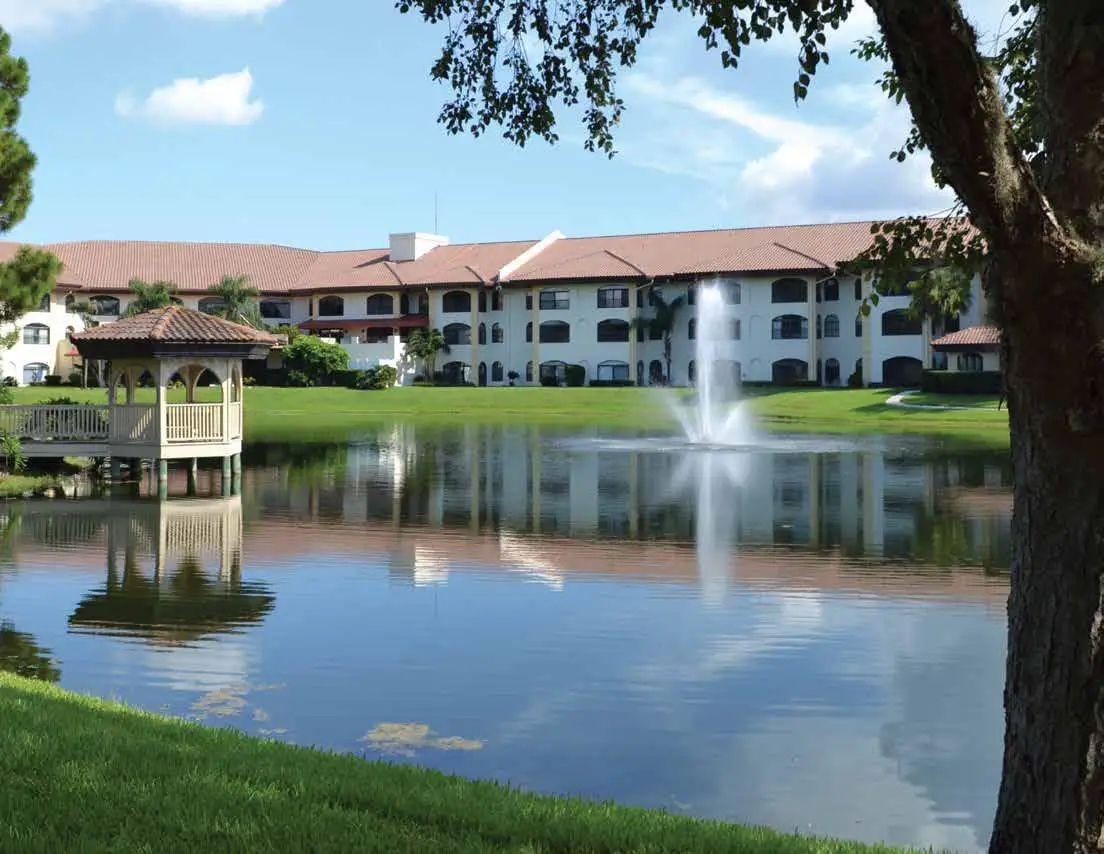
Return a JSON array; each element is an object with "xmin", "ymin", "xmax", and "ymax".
[{"xmin": 0, "ymin": 0, "xmax": 1016, "ymax": 250}]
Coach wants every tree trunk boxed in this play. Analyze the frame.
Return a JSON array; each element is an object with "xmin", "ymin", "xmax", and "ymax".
[{"xmin": 990, "ymin": 258, "xmax": 1104, "ymax": 854}]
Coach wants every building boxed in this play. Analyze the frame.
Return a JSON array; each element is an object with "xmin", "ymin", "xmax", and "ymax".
[{"xmin": 0, "ymin": 220, "xmax": 987, "ymax": 387}]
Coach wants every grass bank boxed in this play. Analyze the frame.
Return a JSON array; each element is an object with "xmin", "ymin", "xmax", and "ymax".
[
  {"xmin": 0, "ymin": 674, "xmax": 910, "ymax": 854},
  {"xmin": 9, "ymin": 385, "xmax": 1009, "ymax": 446},
  {"xmin": 0, "ymin": 474, "xmax": 61, "ymax": 498}
]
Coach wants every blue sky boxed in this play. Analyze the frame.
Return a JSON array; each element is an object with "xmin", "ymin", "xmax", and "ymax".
[{"xmin": 0, "ymin": 0, "xmax": 1010, "ymax": 250}]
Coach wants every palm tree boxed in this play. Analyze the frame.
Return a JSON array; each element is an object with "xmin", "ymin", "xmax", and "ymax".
[
  {"xmin": 206, "ymin": 274, "xmax": 264, "ymax": 328},
  {"xmin": 405, "ymin": 328, "xmax": 449, "ymax": 380},
  {"xmin": 632, "ymin": 287, "xmax": 686, "ymax": 385},
  {"xmin": 905, "ymin": 266, "xmax": 974, "ymax": 335},
  {"xmin": 123, "ymin": 278, "xmax": 181, "ymax": 316}
]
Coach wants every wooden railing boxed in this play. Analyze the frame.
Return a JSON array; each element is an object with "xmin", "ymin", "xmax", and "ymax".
[
  {"xmin": 0, "ymin": 405, "xmax": 110, "ymax": 442},
  {"xmin": 229, "ymin": 402, "xmax": 242, "ymax": 439},
  {"xmin": 109, "ymin": 404, "xmax": 157, "ymax": 443},
  {"xmin": 165, "ymin": 403, "xmax": 223, "ymax": 443}
]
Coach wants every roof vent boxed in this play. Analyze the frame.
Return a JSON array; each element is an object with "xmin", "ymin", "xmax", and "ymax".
[{"xmin": 389, "ymin": 232, "xmax": 449, "ymax": 263}]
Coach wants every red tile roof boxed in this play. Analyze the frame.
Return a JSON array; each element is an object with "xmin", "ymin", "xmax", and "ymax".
[
  {"xmin": 5, "ymin": 219, "xmax": 958, "ymax": 295},
  {"xmin": 70, "ymin": 306, "xmax": 278, "ymax": 346},
  {"xmin": 931, "ymin": 325, "xmax": 1000, "ymax": 349}
]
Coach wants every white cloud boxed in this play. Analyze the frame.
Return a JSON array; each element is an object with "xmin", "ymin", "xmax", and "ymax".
[
  {"xmin": 620, "ymin": 71, "xmax": 952, "ymax": 224},
  {"xmin": 115, "ymin": 68, "xmax": 264, "ymax": 126},
  {"xmin": 137, "ymin": 0, "xmax": 284, "ymax": 17},
  {"xmin": 0, "ymin": 0, "xmax": 103, "ymax": 34}
]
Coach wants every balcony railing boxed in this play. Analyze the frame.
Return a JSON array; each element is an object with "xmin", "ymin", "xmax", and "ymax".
[
  {"xmin": 0, "ymin": 405, "xmax": 110, "ymax": 442},
  {"xmin": 166, "ymin": 403, "xmax": 224, "ymax": 443}
]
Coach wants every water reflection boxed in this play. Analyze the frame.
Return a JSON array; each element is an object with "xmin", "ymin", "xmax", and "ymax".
[{"xmin": 0, "ymin": 425, "xmax": 1012, "ymax": 853}]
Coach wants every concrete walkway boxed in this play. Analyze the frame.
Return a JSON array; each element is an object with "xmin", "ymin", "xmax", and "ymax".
[{"xmin": 885, "ymin": 390, "xmax": 998, "ymax": 411}]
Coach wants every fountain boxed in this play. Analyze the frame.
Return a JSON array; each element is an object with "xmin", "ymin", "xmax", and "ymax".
[{"xmin": 668, "ymin": 281, "xmax": 758, "ymax": 446}]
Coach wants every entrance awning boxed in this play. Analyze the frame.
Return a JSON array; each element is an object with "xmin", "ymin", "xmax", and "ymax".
[{"xmin": 299, "ymin": 316, "xmax": 429, "ymax": 331}]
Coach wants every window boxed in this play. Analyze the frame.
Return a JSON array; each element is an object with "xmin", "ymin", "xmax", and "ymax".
[
  {"xmin": 726, "ymin": 283, "xmax": 742, "ymax": 305},
  {"xmin": 771, "ymin": 314, "xmax": 808, "ymax": 340},
  {"xmin": 688, "ymin": 318, "xmax": 696, "ymax": 340},
  {"xmin": 636, "ymin": 289, "xmax": 645, "ymax": 308},
  {"xmin": 478, "ymin": 291, "xmax": 487, "ymax": 313},
  {"xmin": 597, "ymin": 319, "xmax": 630, "ymax": 343},
  {"xmin": 37, "ymin": 293, "xmax": 50, "ymax": 312},
  {"xmin": 636, "ymin": 360, "xmax": 644, "ymax": 384},
  {"xmin": 771, "ymin": 277, "xmax": 807, "ymax": 304},
  {"xmin": 318, "ymin": 295, "xmax": 344, "ymax": 317},
  {"xmin": 649, "ymin": 323, "xmax": 662, "ymax": 342},
  {"xmin": 540, "ymin": 361, "xmax": 568, "ymax": 384},
  {"xmin": 824, "ymin": 314, "xmax": 840, "ymax": 338},
  {"xmin": 597, "ymin": 287, "xmax": 629, "ymax": 308},
  {"xmin": 526, "ymin": 322, "xmax": 533, "ymax": 343},
  {"xmin": 491, "ymin": 361, "xmax": 504, "ymax": 382},
  {"xmin": 958, "ymin": 352, "xmax": 984, "ymax": 372},
  {"xmin": 441, "ymin": 361, "xmax": 470, "ymax": 384},
  {"xmin": 491, "ymin": 322, "xmax": 504, "ymax": 343},
  {"xmin": 65, "ymin": 294, "xmax": 76, "ymax": 312},
  {"xmin": 688, "ymin": 360, "xmax": 696, "ymax": 384},
  {"xmin": 22, "ymin": 363, "xmax": 48, "ymax": 385},
  {"xmin": 855, "ymin": 315, "xmax": 863, "ymax": 337},
  {"xmin": 198, "ymin": 297, "xmax": 225, "ymax": 315},
  {"xmin": 491, "ymin": 290, "xmax": 503, "ymax": 311},
  {"xmin": 881, "ymin": 308, "xmax": 922, "ymax": 336},
  {"xmin": 478, "ymin": 362, "xmax": 487, "ymax": 386},
  {"xmin": 260, "ymin": 299, "xmax": 291, "ymax": 320},
  {"xmin": 91, "ymin": 296, "xmax": 120, "ymax": 316},
  {"xmin": 525, "ymin": 361, "xmax": 534, "ymax": 383},
  {"xmin": 816, "ymin": 315, "xmax": 822, "ymax": 339},
  {"xmin": 649, "ymin": 360, "xmax": 664, "ymax": 383},
  {"xmin": 597, "ymin": 360, "xmax": 630, "ymax": 381},
  {"xmin": 443, "ymin": 323, "xmax": 471, "ymax": 345},
  {"xmin": 772, "ymin": 358, "xmax": 809, "ymax": 384},
  {"xmin": 358, "ymin": 328, "xmax": 390, "ymax": 344},
  {"xmin": 366, "ymin": 294, "xmax": 394, "ymax": 315},
  {"xmin": 687, "ymin": 286, "xmax": 696, "ymax": 306},
  {"xmin": 442, "ymin": 291, "xmax": 471, "ymax": 313},
  {"xmin": 539, "ymin": 289, "xmax": 570, "ymax": 310},
  {"xmin": 825, "ymin": 358, "xmax": 841, "ymax": 385},
  {"xmin": 824, "ymin": 278, "xmax": 840, "ymax": 301},
  {"xmin": 22, "ymin": 324, "xmax": 49, "ymax": 345},
  {"xmin": 854, "ymin": 278, "xmax": 863, "ymax": 300},
  {"xmin": 526, "ymin": 293, "xmax": 533, "ymax": 311},
  {"xmin": 816, "ymin": 282, "xmax": 822, "ymax": 303},
  {"xmin": 478, "ymin": 323, "xmax": 487, "ymax": 345},
  {"xmin": 731, "ymin": 319, "xmax": 741, "ymax": 340},
  {"xmin": 539, "ymin": 321, "xmax": 570, "ymax": 344}
]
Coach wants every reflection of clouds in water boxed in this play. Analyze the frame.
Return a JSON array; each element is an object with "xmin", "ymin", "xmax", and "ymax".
[{"xmin": 142, "ymin": 639, "xmax": 257, "ymax": 694}]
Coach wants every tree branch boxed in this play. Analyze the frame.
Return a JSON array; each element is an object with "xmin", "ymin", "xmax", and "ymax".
[{"xmin": 867, "ymin": 0, "xmax": 1058, "ymax": 255}]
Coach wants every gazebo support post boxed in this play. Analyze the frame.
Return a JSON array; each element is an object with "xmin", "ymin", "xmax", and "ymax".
[
  {"xmin": 221, "ymin": 455, "xmax": 232, "ymax": 481},
  {"xmin": 231, "ymin": 453, "xmax": 241, "ymax": 475},
  {"xmin": 187, "ymin": 458, "xmax": 198, "ymax": 496}
]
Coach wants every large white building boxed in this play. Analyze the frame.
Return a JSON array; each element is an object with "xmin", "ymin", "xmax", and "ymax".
[{"xmin": 0, "ymin": 220, "xmax": 987, "ymax": 387}]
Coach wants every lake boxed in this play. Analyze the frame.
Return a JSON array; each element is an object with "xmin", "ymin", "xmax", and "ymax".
[{"xmin": 0, "ymin": 424, "xmax": 1010, "ymax": 853}]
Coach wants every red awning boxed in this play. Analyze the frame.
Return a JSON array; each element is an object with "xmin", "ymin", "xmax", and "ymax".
[{"xmin": 299, "ymin": 316, "xmax": 428, "ymax": 331}]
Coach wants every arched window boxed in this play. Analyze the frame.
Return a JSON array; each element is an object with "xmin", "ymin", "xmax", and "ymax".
[
  {"xmin": 478, "ymin": 322, "xmax": 487, "ymax": 345},
  {"xmin": 318, "ymin": 295, "xmax": 344, "ymax": 317},
  {"xmin": 725, "ymin": 283, "xmax": 742, "ymax": 305},
  {"xmin": 443, "ymin": 323, "xmax": 471, "ymax": 346},
  {"xmin": 526, "ymin": 322, "xmax": 533, "ymax": 343},
  {"xmin": 771, "ymin": 315, "xmax": 808, "ymax": 340},
  {"xmin": 824, "ymin": 314, "xmax": 840, "ymax": 338},
  {"xmin": 731, "ymin": 318, "xmax": 741, "ymax": 340},
  {"xmin": 957, "ymin": 352, "xmax": 984, "ymax": 372},
  {"xmin": 854, "ymin": 278, "xmax": 863, "ymax": 300},
  {"xmin": 478, "ymin": 361, "xmax": 487, "ymax": 386},
  {"xmin": 478, "ymin": 290, "xmax": 487, "ymax": 313},
  {"xmin": 815, "ymin": 315, "xmax": 822, "ymax": 339},
  {"xmin": 540, "ymin": 361, "xmax": 567, "ymax": 384},
  {"xmin": 22, "ymin": 324, "xmax": 49, "ymax": 345},
  {"xmin": 539, "ymin": 321, "xmax": 570, "ymax": 344},
  {"xmin": 441, "ymin": 361, "xmax": 470, "ymax": 385},
  {"xmin": 597, "ymin": 319, "xmax": 630, "ymax": 343},
  {"xmin": 491, "ymin": 361, "xmax": 504, "ymax": 382},
  {"xmin": 883, "ymin": 356, "xmax": 923, "ymax": 386},
  {"xmin": 491, "ymin": 290, "xmax": 503, "ymax": 311},
  {"xmin": 772, "ymin": 358, "xmax": 809, "ymax": 385},
  {"xmin": 688, "ymin": 360, "xmax": 696, "ymax": 384},
  {"xmin": 365, "ymin": 294, "xmax": 394, "ymax": 315},
  {"xmin": 260, "ymin": 299, "xmax": 291, "ymax": 320},
  {"xmin": 597, "ymin": 360, "xmax": 630, "ymax": 382},
  {"xmin": 823, "ymin": 278, "xmax": 840, "ymax": 301},
  {"xmin": 687, "ymin": 286, "xmax": 696, "ymax": 306},
  {"xmin": 771, "ymin": 277, "xmax": 807, "ymax": 304},
  {"xmin": 198, "ymin": 297, "xmax": 225, "ymax": 315},
  {"xmin": 491, "ymin": 322, "xmax": 504, "ymax": 343},
  {"xmin": 36, "ymin": 293, "xmax": 50, "ymax": 312},
  {"xmin": 881, "ymin": 308, "xmax": 922, "ymax": 336},
  {"xmin": 636, "ymin": 360, "xmax": 644, "ymax": 385},
  {"xmin": 688, "ymin": 318, "xmax": 696, "ymax": 340},
  {"xmin": 597, "ymin": 287, "xmax": 629, "ymax": 308},
  {"xmin": 525, "ymin": 361, "xmax": 534, "ymax": 383},
  {"xmin": 442, "ymin": 290, "xmax": 471, "ymax": 313},
  {"xmin": 649, "ymin": 360, "xmax": 664, "ymax": 383},
  {"xmin": 825, "ymin": 358, "xmax": 841, "ymax": 385},
  {"xmin": 22, "ymin": 363, "xmax": 48, "ymax": 385},
  {"xmin": 855, "ymin": 315, "xmax": 863, "ymax": 337},
  {"xmin": 91, "ymin": 296, "xmax": 120, "ymax": 316}
]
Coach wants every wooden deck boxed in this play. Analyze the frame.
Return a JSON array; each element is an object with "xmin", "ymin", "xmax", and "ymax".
[{"xmin": 0, "ymin": 402, "xmax": 243, "ymax": 460}]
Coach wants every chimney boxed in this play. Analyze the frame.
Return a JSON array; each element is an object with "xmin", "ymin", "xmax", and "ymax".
[{"xmin": 389, "ymin": 232, "xmax": 449, "ymax": 263}]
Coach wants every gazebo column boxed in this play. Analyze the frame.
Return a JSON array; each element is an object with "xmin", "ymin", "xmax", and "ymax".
[{"xmin": 155, "ymin": 361, "xmax": 171, "ymax": 485}]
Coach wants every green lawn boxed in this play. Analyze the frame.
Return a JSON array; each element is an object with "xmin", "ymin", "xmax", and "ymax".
[
  {"xmin": 8, "ymin": 385, "xmax": 1010, "ymax": 445},
  {"xmin": 902, "ymin": 392, "xmax": 1003, "ymax": 410},
  {"xmin": 0, "ymin": 673, "xmax": 915, "ymax": 854}
]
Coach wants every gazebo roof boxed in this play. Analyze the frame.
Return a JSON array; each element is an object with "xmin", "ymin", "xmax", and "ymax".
[{"xmin": 71, "ymin": 306, "xmax": 278, "ymax": 359}]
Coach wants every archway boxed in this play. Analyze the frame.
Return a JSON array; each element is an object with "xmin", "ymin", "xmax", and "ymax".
[{"xmin": 882, "ymin": 356, "xmax": 923, "ymax": 387}]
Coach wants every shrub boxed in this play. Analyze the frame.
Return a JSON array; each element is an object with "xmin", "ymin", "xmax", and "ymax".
[
  {"xmin": 67, "ymin": 371, "xmax": 83, "ymax": 387},
  {"xmin": 921, "ymin": 369, "xmax": 1003, "ymax": 395},
  {"xmin": 357, "ymin": 365, "xmax": 399, "ymax": 390},
  {"xmin": 0, "ymin": 387, "xmax": 12, "ymax": 405},
  {"xmin": 43, "ymin": 375, "xmax": 63, "ymax": 387},
  {"xmin": 284, "ymin": 335, "xmax": 349, "ymax": 386},
  {"xmin": 589, "ymin": 379, "xmax": 635, "ymax": 387},
  {"xmin": 242, "ymin": 375, "xmax": 257, "ymax": 387},
  {"xmin": 0, "ymin": 377, "xmax": 16, "ymax": 388},
  {"xmin": 0, "ymin": 430, "xmax": 25, "ymax": 473},
  {"xmin": 564, "ymin": 364, "xmax": 586, "ymax": 387},
  {"xmin": 286, "ymin": 370, "xmax": 313, "ymax": 387},
  {"xmin": 847, "ymin": 370, "xmax": 863, "ymax": 388},
  {"xmin": 507, "ymin": 370, "xmax": 519, "ymax": 386},
  {"xmin": 539, "ymin": 375, "xmax": 559, "ymax": 388},
  {"xmin": 333, "ymin": 369, "xmax": 365, "ymax": 389}
]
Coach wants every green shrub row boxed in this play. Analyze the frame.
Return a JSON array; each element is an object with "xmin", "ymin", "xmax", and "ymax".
[{"xmin": 921, "ymin": 369, "xmax": 1003, "ymax": 395}]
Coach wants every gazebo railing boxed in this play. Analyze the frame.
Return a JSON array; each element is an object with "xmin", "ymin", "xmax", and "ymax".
[
  {"xmin": 229, "ymin": 402, "xmax": 242, "ymax": 440},
  {"xmin": 110, "ymin": 404, "xmax": 157, "ymax": 443},
  {"xmin": 0, "ymin": 405, "xmax": 110, "ymax": 442},
  {"xmin": 166, "ymin": 403, "xmax": 224, "ymax": 443}
]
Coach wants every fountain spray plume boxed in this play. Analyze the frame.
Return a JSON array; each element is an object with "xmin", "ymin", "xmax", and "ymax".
[{"xmin": 667, "ymin": 280, "xmax": 758, "ymax": 446}]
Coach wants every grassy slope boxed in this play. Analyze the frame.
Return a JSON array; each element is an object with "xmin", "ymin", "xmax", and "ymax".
[
  {"xmin": 0, "ymin": 674, "xmax": 911, "ymax": 854},
  {"xmin": 9, "ymin": 386, "xmax": 1009, "ymax": 445}
]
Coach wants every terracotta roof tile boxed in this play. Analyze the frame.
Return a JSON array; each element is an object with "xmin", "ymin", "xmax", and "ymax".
[
  {"xmin": 70, "ymin": 306, "xmax": 278, "ymax": 346},
  {"xmin": 931, "ymin": 325, "xmax": 1000, "ymax": 348}
]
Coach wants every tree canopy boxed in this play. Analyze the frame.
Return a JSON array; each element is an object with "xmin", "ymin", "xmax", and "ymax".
[{"xmin": 123, "ymin": 278, "xmax": 181, "ymax": 316}]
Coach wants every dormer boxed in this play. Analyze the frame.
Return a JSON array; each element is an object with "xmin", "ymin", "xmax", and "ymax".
[{"xmin": 389, "ymin": 232, "xmax": 449, "ymax": 263}]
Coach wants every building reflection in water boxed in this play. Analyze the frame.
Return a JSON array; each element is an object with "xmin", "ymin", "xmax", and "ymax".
[{"xmin": 240, "ymin": 425, "xmax": 1012, "ymax": 602}]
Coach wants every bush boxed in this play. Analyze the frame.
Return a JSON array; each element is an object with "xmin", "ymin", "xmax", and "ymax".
[
  {"xmin": 0, "ymin": 377, "xmax": 16, "ymax": 388},
  {"xmin": 847, "ymin": 370, "xmax": 863, "ymax": 388},
  {"xmin": 286, "ymin": 370, "xmax": 313, "ymax": 387},
  {"xmin": 357, "ymin": 365, "xmax": 399, "ymax": 390},
  {"xmin": 44, "ymin": 375, "xmax": 63, "ymax": 387},
  {"xmin": 589, "ymin": 379, "xmax": 635, "ymax": 387},
  {"xmin": 507, "ymin": 370, "xmax": 519, "ymax": 386},
  {"xmin": 242, "ymin": 375, "xmax": 257, "ymax": 387},
  {"xmin": 921, "ymin": 369, "xmax": 1003, "ymax": 395},
  {"xmin": 283, "ymin": 335, "xmax": 349, "ymax": 386},
  {"xmin": 67, "ymin": 371, "xmax": 83, "ymax": 387},
  {"xmin": 333, "ymin": 369, "xmax": 365, "ymax": 389},
  {"xmin": 564, "ymin": 364, "xmax": 586, "ymax": 387},
  {"xmin": 539, "ymin": 375, "xmax": 559, "ymax": 388}
]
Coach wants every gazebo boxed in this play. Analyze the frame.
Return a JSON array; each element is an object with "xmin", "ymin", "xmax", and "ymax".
[{"xmin": 2, "ymin": 307, "xmax": 277, "ymax": 480}]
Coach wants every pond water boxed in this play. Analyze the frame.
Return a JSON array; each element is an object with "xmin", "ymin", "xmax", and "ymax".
[{"xmin": 0, "ymin": 425, "xmax": 1010, "ymax": 853}]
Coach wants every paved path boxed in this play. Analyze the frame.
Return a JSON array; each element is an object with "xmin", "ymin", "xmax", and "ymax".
[{"xmin": 884, "ymin": 390, "xmax": 997, "ymax": 411}]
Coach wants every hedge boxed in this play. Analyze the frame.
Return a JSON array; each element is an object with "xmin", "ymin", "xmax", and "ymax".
[{"xmin": 921, "ymin": 369, "xmax": 1003, "ymax": 395}]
